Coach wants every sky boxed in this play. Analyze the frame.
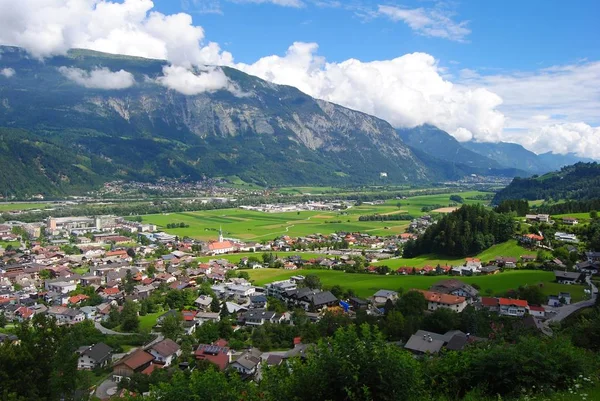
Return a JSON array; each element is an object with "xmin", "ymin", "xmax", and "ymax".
[{"xmin": 0, "ymin": 0, "xmax": 599, "ymax": 158}]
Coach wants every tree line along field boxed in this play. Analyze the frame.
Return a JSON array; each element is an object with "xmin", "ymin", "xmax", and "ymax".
[
  {"xmin": 139, "ymin": 190, "xmax": 491, "ymax": 241},
  {"xmin": 246, "ymin": 269, "xmax": 587, "ymax": 302}
]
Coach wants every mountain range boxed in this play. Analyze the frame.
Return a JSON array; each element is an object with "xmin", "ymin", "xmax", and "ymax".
[{"xmin": 0, "ymin": 46, "xmax": 593, "ymax": 196}]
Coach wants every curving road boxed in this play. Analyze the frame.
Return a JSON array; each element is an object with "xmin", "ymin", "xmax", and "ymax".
[
  {"xmin": 94, "ymin": 321, "xmax": 134, "ymax": 335},
  {"xmin": 544, "ymin": 277, "xmax": 598, "ymax": 330}
]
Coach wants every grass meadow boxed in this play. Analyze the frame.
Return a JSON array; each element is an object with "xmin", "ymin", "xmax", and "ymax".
[
  {"xmin": 140, "ymin": 191, "xmax": 491, "ymax": 241},
  {"xmin": 247, "ymin": 269, "xmax": 587, "ymax": 301}
]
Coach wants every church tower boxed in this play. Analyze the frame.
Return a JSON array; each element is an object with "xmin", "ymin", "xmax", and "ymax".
[{"xmin": 218, "ymin": 225, "xmax": 223, "ymax": 243}]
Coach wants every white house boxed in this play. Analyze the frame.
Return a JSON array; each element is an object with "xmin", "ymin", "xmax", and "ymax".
[
  {"xmin": 77, "ymin": 343, "xmax": 113, "ymax": 370},
  {"xmin": 498, "ymin": 298, "xmax": 528, "ymax": 317},
  {"xmin": 417, "ymin": 290, "xmax": 467, "ymax": 313},
  {"xmin": 372, "ymin": 289, "xmax": 398, "ymax": 304},
  {"xmin": 229, "ymin": 349, "xmax": 262, "ymax": 376},
  {"xmin": 149, "ymin": 339, "xmax": 181, "ymax": 367}
]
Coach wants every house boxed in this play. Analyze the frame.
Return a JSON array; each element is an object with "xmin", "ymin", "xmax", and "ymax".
[
  {"xmin": 249, "ymin": 295, "xmax": 267, "ymax": 309},
  {"xmin": 480, "ymin": 297, "xmax": 500, "ymax": 312},
  {"xmin": 229, "ymin": 348, "xmax": 262, "ymax": 377},
  {"xmin": 430, "ymin": 279, "xmax": 479, "ymax": 302},
  {"xmin": 495, "ymin": 257, "xmax": 517, "ymax": 268},
  {"xmin": 77, "ymin": 343, "xmax": 113, "ymax": 370},
  {"xmin": 112, "ymin": 349, "xmax": 155, "ymax": 382},
  {"xmin": 416, "ymin": 290, "xmax": 467, "ymax": 312},
  {"xmin": 554, "ymin": 232, "xmax": 579, "ymax": 243},
  {"xmin": 585, "ymin": 252, "xmax": 600, "ymax": 263},
  {"xmin": 480, "ymin": 265, "xmax": 501, "ymax": 275},
  {"xmin": 48, "ymin": 306, "xmax": 85, "ymax": 324},
  {"xmin": 404, "ymin": 330, "xmax": 477, "ymax": 355},
  {"xmin": 195, "ymin": 311, "xmax": 221, "ymax": 326},
  {"xmin": 525, "ymin": 214, "xmax": 550, "ymax": 223},
  {"xmin": 372, "ymin": 290, "xmax": 398, "ymax": 304},
  {"xmin": 194, "ymin": 295, "xmax": 213, "ymax": 311},
  {"xmin": 554, "ymin": 270, "xmax": 585, "ymax": 284},
  {"xmin": 548, "ymin": 292, "xmax": 571, "ymax": 306},
  {"xmin": 562, "ymin": 217, "xmax": 579, "ymax": 225},
  {"xmin": 527, "ymin": 305, "xmax": 546, "ymax": 318},
  {"xmin": 195, "ymin": 344, "xmax": 230, "ymax": 370},
  {"xmin": 348, "ymin": 297, "xmax": 369, "ymax": 310},
  {"xmin": 521, "ymin": 255, "xmax": 537, "ymax": 263},
  {"xmin": 149, "ymin": 339, "xmax": 181, "ymax": 367},
  {"xmin": 498, "ymin": 298, "xmax": 528, "ymax": 317},
  {"xmin": 240, "ymin": 309, "xmax": 277, "ymax": 326}
]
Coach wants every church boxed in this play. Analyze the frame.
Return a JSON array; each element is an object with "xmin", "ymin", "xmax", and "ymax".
[{"xmin": 207, "ymin": 227, "xmax": 235, "ymax": 255}]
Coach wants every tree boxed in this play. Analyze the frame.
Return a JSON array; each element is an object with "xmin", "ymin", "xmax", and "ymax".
[
  {"xmin": 210, "ymin": 296, "xmax": 221, "ymax": 313},
  {"xmin": 384, "ymin": 310, "xmax": 405, "ymax": 340},
  {"xmin": 303, "ymin": 274, "xmax": 322, "ymax": 290},
  {"xmin": 121, "ymin": 301, "xmax": 140, "ymax": 332},
  {"xmin": 195, "ymin": 321, "xmax": 220, "ymax": 344},
  {"xmin": 396, "ymin": 290, "xmax": 427, "ymax": 316},
  {"xmin": 123, "ymin": 269, "xmax": 135, "ymax": 295},
  {"xmin": 516, "ymin": 285, "xmax": 546, "ymax": 305},
  {"xmin": 0, "ymin": 312, "xmax": 7, "ymax": 328},
  {"xmin": 161, "ymin": 312, "xmax": 183, "ymax": 340},
  {"xmin": 422, "ymin": 308, "xmax": 459, "ymax": 334},
  {"xmin": 267, "ymin": 297, "xmax": 287, "ymax": 314},
  {"xmin": 591, "ymin": 210, "xmax": 598, "ymax": 220}
]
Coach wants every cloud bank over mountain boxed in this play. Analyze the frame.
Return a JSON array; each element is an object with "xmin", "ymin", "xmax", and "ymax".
[{"xmin": 0, "ymin": 0, "xmax": 597, "ymax": 158}]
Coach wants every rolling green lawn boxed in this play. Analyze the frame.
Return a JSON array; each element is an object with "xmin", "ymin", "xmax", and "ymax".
[
  {"xmin": 552, "ymin": 212, "xmax": 593, "ymax": 221},
  {"xmin": 139, "ymin": 312, "xmax": 162, "ymax": 331},
  {"xmin": 0, "ymin": 202, "xmax": 50, "ymax": 212},
  {"xmin": 0, "ymin": 240, "xmax": 20, "ymax": 249},
  {"xmin": 247, "ymin": 268, "xmax": 587, "ymax": 301},
  {"xmin": 140, "ymin": 191, "xmax": 489, "ymax": 241},
  {"xmin": 372, "ymin": 240, "xmax": 530, "ymax": 269}
]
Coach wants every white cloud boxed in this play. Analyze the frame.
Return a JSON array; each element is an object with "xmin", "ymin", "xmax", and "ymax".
[
  {"xmin": 0, "ymin": 67, "xmax": 15, "ymax": 77},
  {"xmin": 155, "ymin": 65, "xmax": 230, "ymax": 95},
  {"xmin": 58, "ymin": 67, "xmax": 136, "ymax": 89},
  {"xmin": 377, "ymin": 5, "xmax": 470, "ymax": 42},
  {"xmin": 236, "ymin": 42, "xmax": 505, "ymax": 142}
]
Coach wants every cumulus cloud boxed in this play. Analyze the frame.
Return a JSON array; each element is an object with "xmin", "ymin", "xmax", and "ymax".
[
  {"xmin": 377, "ymin": 5, "xmax": 471, "ymax": 42},
  {"xmin": 0, "ymin": 0, "xmax": 232, "ymax": 66},
  {"xmin": 155, "ymin": 65, "xmax": 230, "ymax": 95},
  {"xmin": 58, "ymin": 67, "xmax": 136, "ymax": 89},
  {"xmin": 236, "ymin": 42, "xmax": 505, "ymax": 142},
  {"xmin": 231, "ymin": 0, "xmax": 304, "ymax": 7},
  {"xmin": 0, "ymin": 67, "xmax": 15, "ymax": 78}
]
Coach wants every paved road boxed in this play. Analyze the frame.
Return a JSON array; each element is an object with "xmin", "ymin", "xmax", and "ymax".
[
  {"xmin": 94, "ymin": 321, "xmax": 134, "ymax": 335},
  {"xmin": 544, "ymin": 277, "xmax": 598, "ymax": 328}
]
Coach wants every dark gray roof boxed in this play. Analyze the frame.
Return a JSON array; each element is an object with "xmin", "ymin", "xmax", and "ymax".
[
  {"xmin": 554, "ymin": 270, "xmax": 583, "ymax": 280},
  {"xmin": 82, "ymin": 342, "xmax": 113, "ymax": 362},
  {"xmin": 309, "ymin": 291, "xmax": 338, "ymax": 306}
]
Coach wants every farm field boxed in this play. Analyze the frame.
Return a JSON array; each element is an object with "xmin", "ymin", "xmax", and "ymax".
[
  {"xmin": 551, "ymin": 212, "xmax": 593, "ymax": 221},
  {"xmin": 0, "ymin": 240, "xmax": 20, "ymax": 249},
  {"xmin": 0, "ymin": 202, "xmax": 49, "ymax": 212},
  {"xmin": 140, "ymin": 191, "xmax": 490, "ymax": 241},
  {"xmin": 247, "ymin": 269, "xmax": 587, "ymax": 301}
]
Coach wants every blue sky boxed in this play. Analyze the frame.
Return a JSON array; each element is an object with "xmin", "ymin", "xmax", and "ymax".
[
  {"xmin": 154, "ymin": 0, "xmax": 600, "ymax": 71},
  {"xmin": 0, "ymin": 0, "xmax": 599, "ymax": 157}
]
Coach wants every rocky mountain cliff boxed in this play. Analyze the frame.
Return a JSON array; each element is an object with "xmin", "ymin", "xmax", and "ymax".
[{"xmin": 0, "ymin": 46, "xmax": 437, "ymax": 195}]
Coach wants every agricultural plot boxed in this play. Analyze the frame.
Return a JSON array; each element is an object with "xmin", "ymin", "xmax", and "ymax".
[
  {"xmin": 197, "ymin": 251, "xmax": 326, "ymax": 263},
  {"xmin": 141, "ymin": 191, "xmax": 490, "ymax": 241},
  {"xmin": 247, "ymin": 269, "xmax": 587, "ymax": 301},
  {"xmin": 0, "ymin": 202, "xmax": 49, "ymax": 212}
]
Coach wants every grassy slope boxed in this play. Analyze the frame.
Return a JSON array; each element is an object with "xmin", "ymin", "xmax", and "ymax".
[{"xmin": 247, "ymin": 269, "xmax": 586, "ymax": 301}]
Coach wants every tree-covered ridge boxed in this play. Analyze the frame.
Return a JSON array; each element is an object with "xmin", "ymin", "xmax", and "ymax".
[
  {"xmin": 403, "ymin": 204, "xmax": 515, "ymax": 257},
  {"xmin": 493, "ymin": 162, "xmax": 600, "ymax": 204}
]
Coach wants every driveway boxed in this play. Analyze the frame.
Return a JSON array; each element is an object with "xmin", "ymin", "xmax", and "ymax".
[
  {"xmin": 95, "ymin": 377, "xmax": 118, "ymax": 400},
  {"xmin": 544, "ymin": 277, "xmax": 598, "ymax": 327}
]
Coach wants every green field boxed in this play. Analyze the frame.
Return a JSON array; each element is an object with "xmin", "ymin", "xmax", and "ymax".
[
  {"xmin": 0, "ymin": 202, "xmax": 50, "ymax": 212},
  {"xmin": 0, "ymin": 240, "xmax": 20, "ymax": 249},
  {"xmin": 197, "ymin": 251, "xmax": 326, "ymax": 263},
  {"xmin": 372, "ymin": 240, "xmax": 531, "ymax": 269},
  {"xmin": 139, "ymin": 312, "xmax": 162, "ymax": 331},
  {"xmin": 552, "ymin": 212, "xmax": 593, "ymax": 222},
  {"xmin": 140, "ymin": 191, "xmax": 490, "ymax": 241},
  {"xmin": 247, "ymin": 269, "xmax": 587, "ymax": 301}
]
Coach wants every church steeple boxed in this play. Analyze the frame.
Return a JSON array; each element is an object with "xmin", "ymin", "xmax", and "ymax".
[{"xmin": 218, "ymin": 225, "xmax": 223, "ymax": 242}]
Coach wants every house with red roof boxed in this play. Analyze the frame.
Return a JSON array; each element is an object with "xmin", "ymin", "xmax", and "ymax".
[
  {"xmin": 195, "ymin": 343, "xmax": 231, "ymax": 370},
  {"xmin": 415, "ymin": 289, "xmax": 467, "ymax": 312},
  {"xmin": 498, "ymin": 298, "xmax": 528, "ymax": 317},
  {"xmin": 68, "ymin": 294, "xmax": 89, "ymax": 305},
  {"xmin": 527, "ymin": 305, "xmax": 546, "ymax": 318}
]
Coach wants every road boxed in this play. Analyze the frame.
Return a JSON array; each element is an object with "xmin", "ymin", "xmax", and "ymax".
[
  {"xmin": 544, "ymin": 276, "xmax": 598, "ymax": 329},
  {"xmin": 94, "ymin": 321, "xmax": 134, "ymax": 335},
  {"xmin": 95, "ymin": 377, "xmax": 118, "ymax": 401}
]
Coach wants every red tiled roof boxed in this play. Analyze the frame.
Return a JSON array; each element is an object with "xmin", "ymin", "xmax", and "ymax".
[
  {"xmin": 498, "ymin": 298, "xmax": 528, "ymax": 307},
  {"xmin": 208, "ymin": 241, "xmax": 234, "ymax": 251},
  {"xmin": 293, "ymin": 337, "xmax": 302, "ymax": 345},
  {"xmin": 68, "ymin": 294, "xmax": 89, "ymax": 304},
  {"xmin": 214, "ymin": 338, "xmax": 228, "ymax": 347},
  {"xmin": 416, "ymin": 290, "xmax": 466, "ymax": 305},
  {"xmin": 524, "ymin": 234, "xmax": 544, "ymax": 241},
  {"xmin": 115, "ymin": 349, "xmax": 154, "ymax": 370},
  {"xmin": 141, "ymin": 362, "xmax": 163, "ymax": 375},
  {"xmin": 195, "ymin": 344, "xmax": 229, "ymax": 371},
  {"xmin": 103, "ymin": 288, "xmax": 120, "ymax": 295},
  {"xmin": 528, "ymin": 305, "xmax": 545, "ymax": 312},
  {"xmin": 481, "ymin": 297, "xmax": 499, "ymax": 307}
]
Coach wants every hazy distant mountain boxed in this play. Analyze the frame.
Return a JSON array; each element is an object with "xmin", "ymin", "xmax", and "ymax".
[
  {"xmin": 462, "ymin": 141, "xmax": 549, "ymax": 175},
  {"xmin": 537, "ymin": 152, "xmax": 597, "ymax": 172}
]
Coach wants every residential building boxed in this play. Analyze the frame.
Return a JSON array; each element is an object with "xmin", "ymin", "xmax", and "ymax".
[
  {"xmin": 149, "ymin": 339, "xmax": 181, "ymax": 367},
  {"xmin": 554, "ymin": 270, "xmax": 585, "ymax": 284},
  {"xmin": 372, "ymin": 290, "xmax": 398, "ymax": 304},
  {"xmin": 562, "ymin": 217, "xmax": 579, "ymax": 225},
  {"xmin": 430, "ymin": 279, "xmax": 479, "ymax": 302},
  {"xmin": 527, "ymin": 305, "xmax": 546, "ymax": 318},
  {"xmin": 404, "ymin": 330, "xmax": 478, "ymax": 355},
  {"xmin": 195, "ymin": 344, "xmax": 230, "ymax": 370},
  {"xmin": 230, "ymin": 348, "xmax": 262, "ymax": 377},
  {"xmin": 77, "ymin": 343, "xmax": 113, "ymax": 370},
  {"xmin": 554, "ymin": 232, "xmax": 579, "ymax": 243},
  {"xmin": 112, "ymin": 349, "xmax": 155, "ymax": 382},
  {"xmin": 416, "ymin": 290, "xmax": 467, "ymax": 312},
  {"xmin": 498, "ymin": 298, "xmax": 528, "ymax": 317},
  {"xmin": 239, "ymin": 309, "xmax": 277, "ymax": 326}
]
